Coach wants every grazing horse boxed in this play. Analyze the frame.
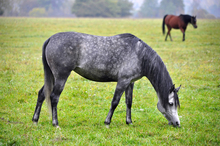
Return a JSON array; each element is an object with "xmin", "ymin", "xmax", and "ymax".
[
  {"xmin": 32, "ymin": 32, "xmax": 181, "ymax": 128},
  {"xmin": 162, "ymin": 14, "xmax": 197, "ymax": 41}
]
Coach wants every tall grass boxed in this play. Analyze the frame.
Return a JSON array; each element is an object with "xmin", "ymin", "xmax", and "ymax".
[{"xmin": 0, "ymin": 17, "xmax": 219, "ymax": 145}]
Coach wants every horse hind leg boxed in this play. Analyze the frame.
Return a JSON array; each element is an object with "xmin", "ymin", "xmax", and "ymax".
[
  {"xmin": 168, "ymin": 28, "xmax": 173, "ymax": 41},
  {"xmin": 125, "ymin": 83, "xmax": 134, "ymax": 125},
  {"xmin": 165, "ymin": 27, "xmax": 173, "ymax": 41},
  {"xmin": 50, "ymin": 72, "xmax": 70, "ymax": 127},
  {"xmin": 169, "ymin": 33, "xmax": 173, "ymax": 41},
  {"xmin": 32, "ymin": 86, "xmax": 45, "ymax": 124}
]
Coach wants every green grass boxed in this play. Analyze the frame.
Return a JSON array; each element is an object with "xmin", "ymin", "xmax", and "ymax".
[{"xmin": 0, "ymin": 17, "xmax": 219, "ymax": 145}]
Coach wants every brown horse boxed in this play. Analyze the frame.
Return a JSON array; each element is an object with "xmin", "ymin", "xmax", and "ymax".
[{"xmin": 162, "ymin": 14, "xmax": 197, "ymax": 41}]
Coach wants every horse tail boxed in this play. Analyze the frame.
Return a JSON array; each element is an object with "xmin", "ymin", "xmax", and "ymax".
[
  {"xmin": 42, "ymin": 38, "xmax": 54, "ymax": 116},
  {"xmin": 162, "ymin": 14, "xmax": 168, "ymax": 35}
]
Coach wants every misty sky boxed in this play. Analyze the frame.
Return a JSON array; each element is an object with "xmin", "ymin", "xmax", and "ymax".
[{"xmin": 130, "ymin": 0, "xmax": 219, "ymax": 14}]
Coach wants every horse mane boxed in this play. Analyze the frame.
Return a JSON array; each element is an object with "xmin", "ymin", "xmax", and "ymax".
[
  {"xmin": 179, "ymin": 14, "xmax": 192, "ymax": 24},
  {"xmin": 118, "ymin": 33, "xmax": 135, "ymax": 38},
  {"xmin": 139, "ymin": 41, "xmax": 175, "ymax": 109}
]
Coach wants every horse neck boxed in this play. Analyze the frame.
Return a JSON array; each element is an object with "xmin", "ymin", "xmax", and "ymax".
[
  {"xmin": 180, "ymin": 15, "xmax": 192, "ymax": 24},
  {"xmin": 142, "ymin": 47, "xmax": 173, "ymax": 107}
]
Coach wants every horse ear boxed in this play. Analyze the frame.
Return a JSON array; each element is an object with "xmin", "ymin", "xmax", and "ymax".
[
  {"xmin": 169, "ymin": 84, "xmax": 175, "ymax": 93},
  {"xmin": 175, "ymin": 85, "xmax": 181, "ymax": 93}
]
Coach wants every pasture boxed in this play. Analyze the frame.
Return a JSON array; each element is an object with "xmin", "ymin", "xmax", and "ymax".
[{"xmin": 0, "ymin": 17, "xmax": 219, "ymax": 145}]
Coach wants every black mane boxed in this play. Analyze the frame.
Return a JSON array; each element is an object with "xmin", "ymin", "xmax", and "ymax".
[
  {"xmin": 179, "ymin": 14, "xmax": 192, "ymax": 24},
  {"xmin": 139, "ymin": 40, "xmax": 179, "ymax": 109},
  {"xmin": 118, "ymin": 33, "xmax": 136, "ymax": 38}
]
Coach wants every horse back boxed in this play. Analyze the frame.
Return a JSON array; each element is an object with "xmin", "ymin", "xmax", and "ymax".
[
  {"xmin": 45, "ymin": 32, "xmax": 144, "ymax": 82},
  {"xmin": 165, "ymin": 15, "xmax": 185, "ymax": 29}
]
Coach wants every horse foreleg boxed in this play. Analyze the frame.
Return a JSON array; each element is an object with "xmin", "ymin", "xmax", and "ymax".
[
  {"xmin": 32, "ymin": 86, "xmax": 45, "ymax": 124},
  {"xmin": 104, "ymin": 80, "xmax": 130, "ymax": 125},
  {"xmin": 125, "ymin": 83, "xmax": 134, "ymax": 125},
  {"xmin": 180, "ymin": 28, "xmax": 185, "ymax": 41},
  {"xmin": 182, "ymin": 33, "xmax": 185, "ymax": 41}
]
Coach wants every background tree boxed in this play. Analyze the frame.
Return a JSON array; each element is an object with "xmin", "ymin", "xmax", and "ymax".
[
  {"xmin": 72, "ymin": 0, "xmax": 133, "ymax": 17},
  {"xmin": 0, "ymin": 0, "xmax": 73, "ymax": 17},
  {"xmin": 173, "ymin": 0, "xmax": 184, "ymax": 14},
  {"xmin": 159, "ymin": 0, "xmax": 184, "ymax": 17},
  {"xmin": 0, "ymin": 0, "xmax": 10, "ymax": 15},
  {"xmin": 117, "ymin": 0, "xmax": 133, "ymax": 17},
  {"xmin": 190, "ymin": 0, "xmax": 216, "ymax": 18},
  {"xmin": 139, "ymin": 0, "xmax": 158, "ymax": 18}
]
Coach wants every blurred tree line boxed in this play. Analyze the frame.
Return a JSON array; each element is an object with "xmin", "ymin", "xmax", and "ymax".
[
  {"xmin": 139, "ymin": 0, "xmax": 185, "ymax": 18},
  {"xmin": 72, "ymin": 0, "xmax": 133, "ymax": 17},
  {"xmin": 189, "ymin": 0, "xmax": 216, "ymax": 19},
  {"xmin": 0, "ymin": 0, "xmax": 218, "ymax": 18},
  {"xmin": 0, "ymin": 0, "xmax": 75, "ymax": 17},
  {"xmin": 138, "ymin": 0, "xmax": 217, "ymax": 18},
  {"xmin": 0, "ymin": 0, "xmax": 132, "ymax": 17}
]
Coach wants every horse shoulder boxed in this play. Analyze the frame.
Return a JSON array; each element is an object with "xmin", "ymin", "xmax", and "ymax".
[{"xmin": 178, "ymin": 17, "xmax": 187, "ymax": 30}]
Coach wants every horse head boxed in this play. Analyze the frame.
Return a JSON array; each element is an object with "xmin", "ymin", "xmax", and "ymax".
[
  {"xmin": 191, "ymin": 16, "xmax": 197, "ymax": 28},
  {"xmin": 157, "ymin": 84, "xmax": 181, "ymax": 127}
]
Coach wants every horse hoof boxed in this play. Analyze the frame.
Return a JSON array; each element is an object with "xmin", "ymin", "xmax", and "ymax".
[
  {"xmin": 56, "ymin": 126, "xmax": 61, "ymax": 130},
  {"xmin": 126, "ymin": 121, "xmax": 133, "ymax": 125},
  {"xmin": 128, "ymin": 123, "xmax": 133, "ymax": 126},
  {"xmin": 33, "ymin": 121, "xmax": 38, "ymax": 126},
  {"xmin": 105, "ymin": 125, "xmax": 110, "ymax": 128}
]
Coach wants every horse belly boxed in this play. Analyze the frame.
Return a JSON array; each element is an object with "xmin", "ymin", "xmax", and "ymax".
[
  {"xmin": 169, "ymin": 21, "xmax": 179, "ymax": 29},
  {"xmin": 74, "ymin": 66, "xmax": 118, "ymax": 82}
]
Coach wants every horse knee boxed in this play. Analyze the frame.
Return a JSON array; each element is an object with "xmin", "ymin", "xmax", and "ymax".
[
  {"xmin": 50, "ymin": 81, "xmax": 66, "ymax": 103},
  {"xmin": 111, "ymin": 99, "xmax": 120, "ymax": 109},
  {"xmin": 127, "ymin": 103, "xmax": 132, "ymax": 109},
  {"xmin": 112, "ymin": 101, "xmax": 119, "ymax": 109},
  {"xmin": 37, "ymin": 86, "xmax": 45, "ymax": 103},
  {"xmin": 125, "ymin": 96, "xmax": 133, "ymax": 108},
  {"xmin": 50, "ymin": 93, "xmax": 59, "ymax": 106}
]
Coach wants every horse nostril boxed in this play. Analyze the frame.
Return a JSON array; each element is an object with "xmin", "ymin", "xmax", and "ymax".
[{"xmin": 176, "ymin": 122, "xmax": 179, "ymax": 126}]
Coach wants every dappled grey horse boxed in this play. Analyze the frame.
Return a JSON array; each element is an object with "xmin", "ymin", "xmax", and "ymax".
[{"xmin": 32, "ymin": 32, "xmax": 181, "ymax": 127}]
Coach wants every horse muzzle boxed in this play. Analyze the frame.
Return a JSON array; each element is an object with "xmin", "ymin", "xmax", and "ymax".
[
  {"xmin": 157, "ymin": 102, "xmax": 181, "ymax": 127},
  {"xmin": 168, "ymin": 120, "xmax": 180, "ymax": 127},
  {"xmin": 164, "ymin": 114, "xmax": 180, "ymax": 127}
]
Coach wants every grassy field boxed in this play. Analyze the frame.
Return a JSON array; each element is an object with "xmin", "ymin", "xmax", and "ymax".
[{"xmin": 0, "ymin": 17, "xmax": 219, "ymax": 145}]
